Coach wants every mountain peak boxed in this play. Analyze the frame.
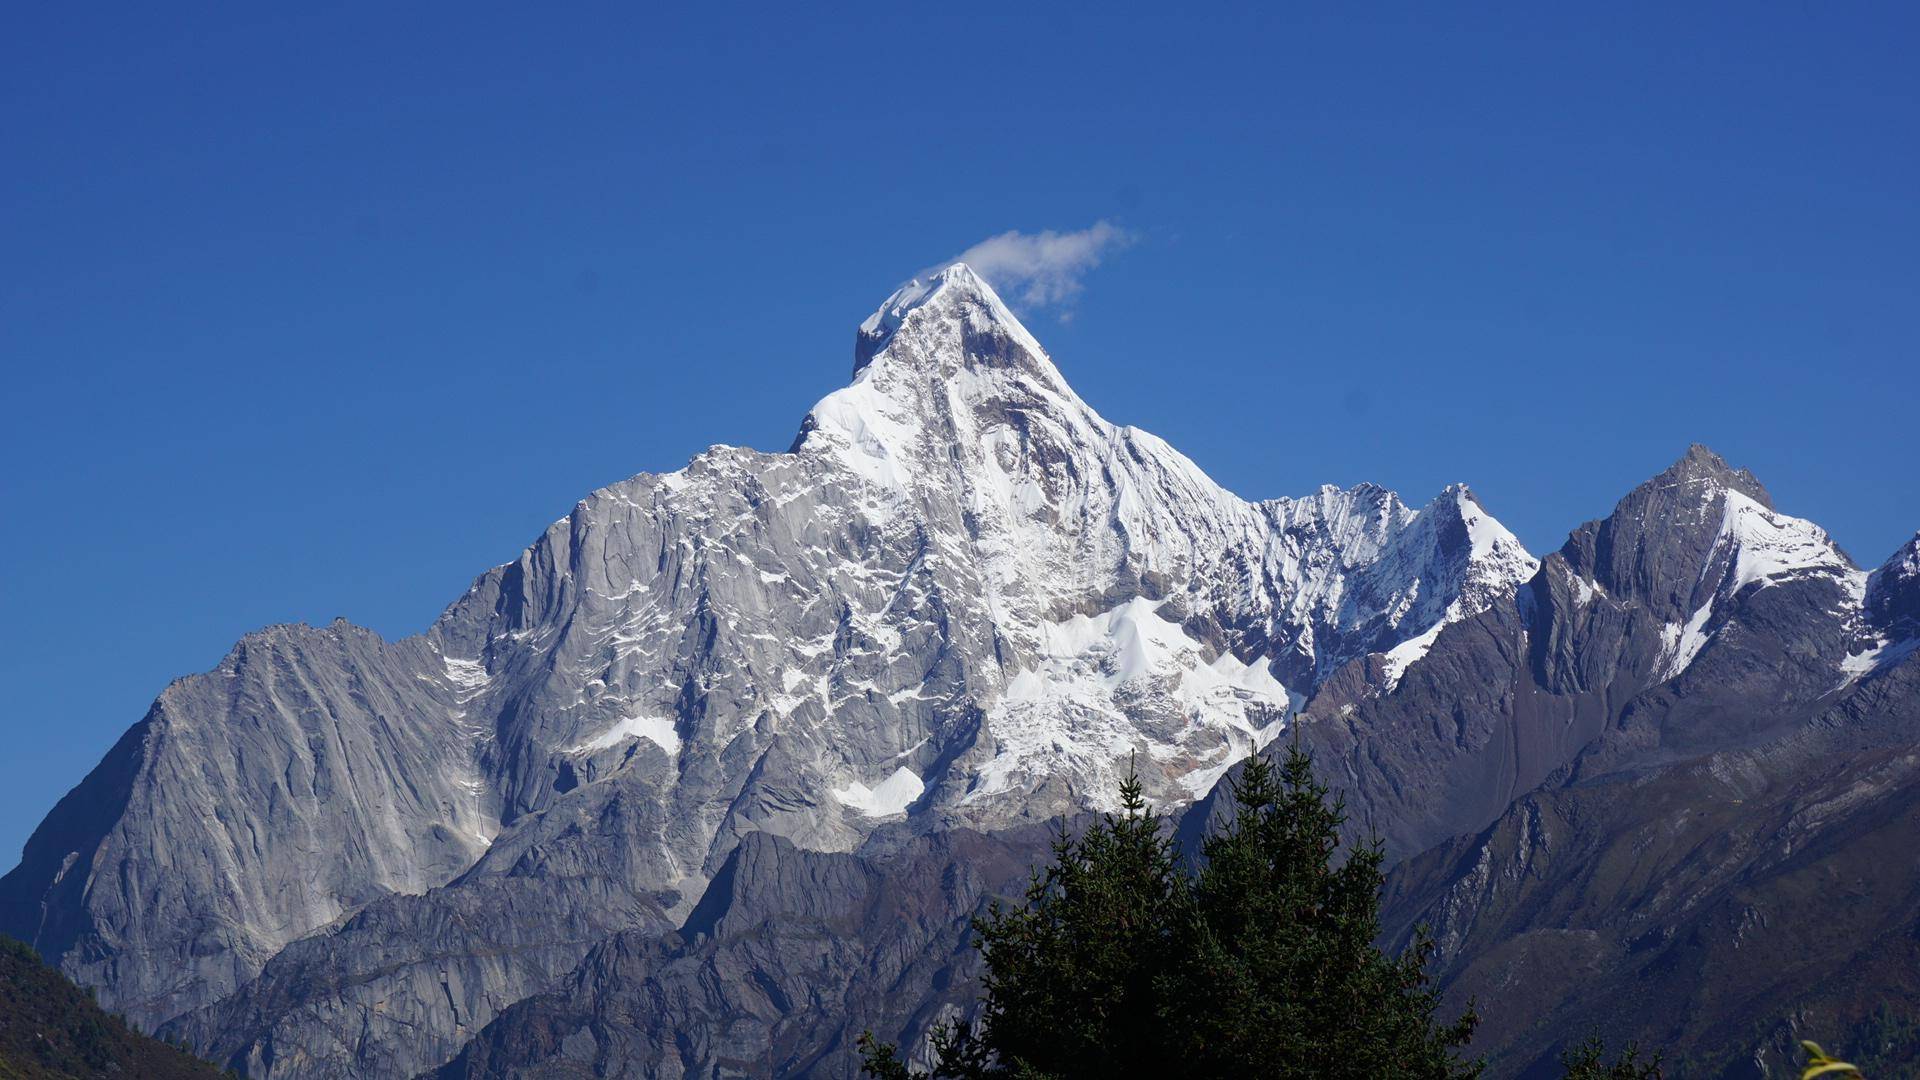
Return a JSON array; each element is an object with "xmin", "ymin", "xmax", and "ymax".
[
  {"xmin": 1545, "ymin": 442, "xmax": 1862, "ymax": 687},
  {"xmin": 853, "ymin": 261, "xmax": 1042, "ymax": 375},
  {"xmin": 795, "ymin": 263, "xmax": 1085, "ymax": 488},
  {"xmin": 858, "ymin": 263, "xmax": 988, "ymax": 332},
  {"xmin": 1654, "ymin": 443, "xmax": 1773, "ymax": 509},
  {"xmin": 1867, "ymin": 532, "xmax": 1920, "ymax": 639},
  {"xmin": 1432, "ymin": 481, "xmax": 1479, "ymax": 510}
]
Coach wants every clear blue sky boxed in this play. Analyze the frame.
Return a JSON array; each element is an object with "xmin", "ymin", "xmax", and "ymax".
[{"xmin": 3, "ymin": 5, "xmax": 1916, "ymax": 863}]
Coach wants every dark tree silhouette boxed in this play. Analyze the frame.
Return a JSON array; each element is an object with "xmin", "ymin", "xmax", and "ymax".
[
  {"xmin": 860, "ymin": 741, "xmax": 1480, "ymax": 1079},
  {"xmin": 1559, "ymin": 1036, "xmax": 1663, "ymax": 1079}
]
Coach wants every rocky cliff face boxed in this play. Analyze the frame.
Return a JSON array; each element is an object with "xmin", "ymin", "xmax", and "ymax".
[
  {"xmin": 1865, "ymin": 533, "xmax": 1920, "ymax": 649},
  {"xmin": 1379, "ymin": 638, "xmax": 1920, "ymax": 1077},
  {"xmin": 0, "ymin": 623, "xmax": 500, "ymax": 1029},
  {"xmin": 2, "ymin": 264, "xmax": 1543, "ymax": 1078},
  {"xmin": 1185, "ymin": 443, "xmax": 1897, "ymax": 859},
  {"xmin": 1334, "ymin": 457, "xmax": 1919, "ymax": 1076},
  {"xmin": 425, "ymin": 825, "xmax": 1062, "ymax": 1080}
]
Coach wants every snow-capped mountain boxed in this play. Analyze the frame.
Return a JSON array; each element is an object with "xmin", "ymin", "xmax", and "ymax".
[
  {"xmin": 0, "ymin": 264, "xmax": 1538, "ymax": 1076},
  {"xmin": 1366, "ymin": 472, "xmax": 1920, "ymax": 1077},
  {"xmin": 6, "ymin": 265, "xmax": 1911, "ymax": 1079},
  {"xmin": 431, "ymin": 442, "xmax": 1920, "ymax": 1080},
  {"xmin": 1262, "ymin": 443, "xmax": 1908, "ymax": 854},
  {"xmin": 1525, "ymin": 444, "xmax": 1873, "ymax": 690}
]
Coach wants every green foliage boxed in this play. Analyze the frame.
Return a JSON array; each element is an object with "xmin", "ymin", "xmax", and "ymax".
[
  {"xmin": 1837, "ymin": 1005, "xmax": 1917, "ymax": 1075},
  {"xmin": 860, "ymin": 742, "xmax": 1482, "ymax": 1079},
  {"xmin": 1559, "ymin": 1036, "xmax": 1662, "ymax": 1079},
  {"xmin": 0, "ymin": 934, "xmax": 228, "ymax": 1080},
  {"xmin": 962, "ymin": 767, "xmax": 1184, "ymax": 1077},
  {"xmin": 1162, "ymin": 744, "xmax": 1477, "ymax": 1077},
  {"xmin": 856, "ymin": 1031, "xmax": 917, "ymax": 1080}
]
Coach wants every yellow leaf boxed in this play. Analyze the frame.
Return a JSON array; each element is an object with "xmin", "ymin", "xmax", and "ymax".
[{"xmin": 1799, "ymin": 1041, "xmax": 1862, "ymax": 1080}]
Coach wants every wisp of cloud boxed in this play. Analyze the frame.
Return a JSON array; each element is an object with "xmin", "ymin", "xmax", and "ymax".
[{"xmin": 938, "ymin": 222, "xmax": 1132, "ymax": 311}]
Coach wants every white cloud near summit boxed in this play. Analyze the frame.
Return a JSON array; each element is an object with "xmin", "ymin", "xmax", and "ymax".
[{"xmin": 942, "ymin": 221, "xmax": 1132, "ymax": 310}]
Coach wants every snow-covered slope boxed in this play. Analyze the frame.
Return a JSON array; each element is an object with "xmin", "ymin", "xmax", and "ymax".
[
  {"xmin": 1854, "ymin": 532, "xmax": 1920, "ymax": 679},
  {"xmin": 783, "ymin": 264, "xmax": 1538, "ymax": 806},
  {"xmin": 1366, "ymin": 485, "xmax": 1539, "ymax": 691},
  {"xmin": 1654, "ymin": 487, "xmax": 1865, "ymax": 680}
]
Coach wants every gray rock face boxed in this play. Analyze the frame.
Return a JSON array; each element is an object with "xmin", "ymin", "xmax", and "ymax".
[
  {"xmin": 1176, "ymin": 444, "xmax": 1917, "ymax": 1077},
  {"xmin": 1866, "ymin": 532, "xmax": 1920, "ymax": 642},
  {"xmin": 0, "ymin": 622, "xmax": 501, "ymax": 1028},
  {"xmin": 1378, "ymin": 646, "xmax": 1920, "ymax": 1077},
  {"xmin": 426, "ymin": 826, "xmax": 1059, "ymax": 1080},
  {"xmin": 1187, "ymin": 443, "xmax": 1894, "ymax": 863},
  {"xmin": 1, "ymin": 264, "xmax": 1540, "ymax": 1077},
  {"xmin": 160, "ymin": 872, "xmax": 673, "ymax": 1078}
]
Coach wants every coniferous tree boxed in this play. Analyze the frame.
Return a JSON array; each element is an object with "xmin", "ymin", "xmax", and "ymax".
[
  {"xmin": 1558, "ymin": 1036, "xmax": 1663, "ymax": 1079},
  {"xmin": 860, "ymin": 741, "xmax": 1482, "ymax": 1079},
  {"xmin": 967, "ymin": 767, "xmax": 1184, "ymax": 1078},
  {"xmin": 1159, "ymin": 746, "xmax": 1479, "ymax": 1078}
]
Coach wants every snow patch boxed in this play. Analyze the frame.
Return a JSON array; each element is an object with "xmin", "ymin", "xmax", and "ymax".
[
  {"xmin": 1657, "ymin": 603, "xmax": 1717, "ymax": 682},
  {"xmin": 1379, "ymin": 621, "xmax": 1445, "ymax": 690},
  {"xmin": 803, "ymin": 377, "xmax": 921, "ymax": 492},
  {"xmin": 1837, "ymin": 636, "xmax": 1920, "ymax": 688},
  {"xmin": 1720, "ymin": 490, "xmax": 1853, "ymax": 592},
  {"xmin": 971, "ymin": 598, "xmax": 1294, "ymax": 807},
  {"xmin": 1570, "ymin": 575, "xmax": 1596, "ymax": 608},
  {"xmin": 572, "ymin": 714, "xmax": 682, "ymax": 755},
  {"xmin": 833, "ymin": 766, "xmax": 925, "ymax": 817},
  {"xmin": 443, "ymin": 656, "xmax": 490, "ymax": 695}
]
